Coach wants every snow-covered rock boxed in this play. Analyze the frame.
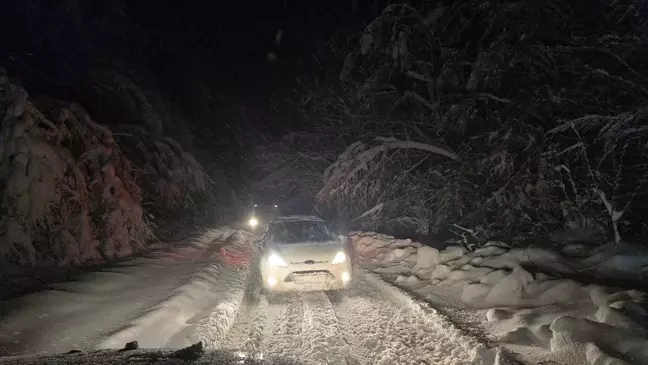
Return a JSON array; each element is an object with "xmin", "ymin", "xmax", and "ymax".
[
  {"xmin": 430, "ymin": 264, "xmax": 451, "ymax": 280},
  {"xmin": 479, "ymin": 270, "xmax": 509, "ymax": 286},
  {"xmin": 550, "ymin": 316, "xmax": 648, "ymax": 363},
  {"xmin": 469, "ymin": 344, "xmax": 498, "ymax": 365},
  {"xmin": 412, "ymin": 266, "xmax": 435, "ymax": 280},
  {"xmin": 446, "ymin": 255, "xmax": 473, "ymax": 269},
  {"xmin": 405, "ymin": 275, "xmax": 424, "ymax": 287},
  {"xmin": 374, "ymin": 265, "xmax": 412, "ymax": 275},
  {"xmin": 484, "ymin": 241, "xmax": 510, "ymax": 249},
  {"xmin": 533, "ymin": 325, "xmax": 553, "ymax": 348},
  {"xmin": 607, "ymin": 289, "xmax": 647, "ymax": 304},
  {"xmin": 479, "ymin": 247, "xmax": 574, "ymax": 273},
  {"xmin": 477, "ymin": 251, "xmax": 521, "ymax": 270},
  {"xmin": 415, "ymin": 245, "xmax": 440, "ymax": 269},
  {"xmin": 486, "ymin": 308, "xmax": 511, "ymax": 322},
  {"xmin": 470, "ymin": 257, "xmax": 484, "ymax": 265},
  {"xmin": 561, "ymin": 243, "xmax": 592, "ymax": 257},
  {"xmin": 448, "ymin": 266, "xmax": 493, "ymax": 283},
  {"xmin": 438, "ymin": 246, "xmax": 466, "ymax": 263},
  {"xmin": 448, "ymin": 270, "xmax": 468, "ymax": 281},
  {"xmin": 473, "ymin": 246, "xmax": 506, "ymax": 257},
  {"xmin": 609, "ymin": 300, "xmax": 648, "ymax": 322},
  {"xmin": 461, "ymin": 283, "xmax": 491, "ymax": 303},
  {"xmin": 585, "ymin": 342, "xmax": 630, "ymax": 365},
  {"xmin": 525, "ymin": 279, "xmax": 587, "ymax": 305},
  {"xmin": 479, "ymin": 269, "xmax": 508, "ymax": 286},
  {"xmin": 384, "ymin": 247, "xmax": 417, "ymax": 263},
  {"xmin": 534, "ymin": 272, "xmax": 551, "ymax": 281},
  {"xmin": 595, "ymin": 306, "xmax": 647, "ymax": 333},
  {"xmin": 590, "ymin": 285, "xmax": 618, "ymax": 307},
  {"xmin": 392, "ymin": 238, "xmax": 412, "ymax": 247},
  {"xmin": 484, "ymin": 266, "xmax": 533, "ymax": 306},
  {"xmin": 500, "ymin": 327, "xmax": 542, "ymax": 346}
]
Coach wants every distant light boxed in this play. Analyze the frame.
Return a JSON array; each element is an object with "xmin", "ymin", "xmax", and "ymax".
[
  {"xmin": 274, "ymin": 204, "xmax": 278, "ymax": 208},
  {"xmin": 342, "ymin": 272, "xmax": 350, "ymax": 282},
  {"xmin": 249, "ymin": 218, "xmax": 258, "ymax": 227},
  {"xmin": 268, "ymin": 276, "xmax": 277, "ymax": 286},
  {"xmin": 254, "ymin": 204, "xmax": 257, "ymax": 207}
]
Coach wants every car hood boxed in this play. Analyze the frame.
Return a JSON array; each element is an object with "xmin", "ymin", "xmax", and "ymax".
[{"xmin": 269, "ymin": 241, "xmax": 343, "ymax": 262}]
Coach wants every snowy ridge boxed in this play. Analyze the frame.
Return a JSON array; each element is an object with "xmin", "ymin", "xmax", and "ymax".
[
  {"xmin": 96, "ymin": 263, "xmax": 224, "ymax": 349},
  {"xmin": 0, "ymin": 226, "xmax": 254, "ymax": 356},
  {"xmin": 188, "ymin": 266, "xmax": 250, "ymax": 350},
  {"xmin": 351, "ymin": 231, "xmax": 648, "ymax": 365},
  {"xmin": 243, "ymin": 295, "xmax": 268, "ymax": 351},
  {"xmin": 98, "ymin": 227, "xmax": 252, "ymax": 349}
]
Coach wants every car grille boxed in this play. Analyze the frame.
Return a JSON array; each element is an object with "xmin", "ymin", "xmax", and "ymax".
[
  {"xmin": 284, "ymin": 270, "xmax": 334, "ymax": 283},
  {"xmin": 289, "ymin": 260, "xmax": 329, "ymax": 265}
]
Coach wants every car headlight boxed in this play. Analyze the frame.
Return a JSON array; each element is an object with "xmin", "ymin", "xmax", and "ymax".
[
  {"xmin": 248, "ymin": 217, "xmax": 258, "ymax": 227},
  {"xmin": 332, "ymin": 251, "xmax": 346, "ymax": 264},
  {"xmin": 268, "ymin": 253, "xmax": 287, "ymax": 267}
]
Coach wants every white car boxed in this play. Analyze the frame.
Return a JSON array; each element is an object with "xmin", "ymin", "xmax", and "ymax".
[{"xmin": 259, "ymin": 215, "xmax": 352, "ymax": 292}]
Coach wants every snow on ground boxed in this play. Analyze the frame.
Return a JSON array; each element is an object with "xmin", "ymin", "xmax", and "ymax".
[
  {"xmin": 0, "ymin": 227, "xmax": 252, "ymax": 356},
  {"xmin": 221, "ymin": 269, "xmax": 510, "ymax": 365},
  {"xmin": 2, "ymin": 226, "xmax": 512, "ymax": 365},
  {"xmin": 350, "ymin": 231, "xmax": 648, "ymax": 365}
]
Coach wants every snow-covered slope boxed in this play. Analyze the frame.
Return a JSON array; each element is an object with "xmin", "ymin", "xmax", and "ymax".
[{"xmin": 350, "ymin": 231, "xmax": 648, "ymax": 365}]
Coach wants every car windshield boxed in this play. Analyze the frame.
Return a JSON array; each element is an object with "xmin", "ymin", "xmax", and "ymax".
[{"xmin": 267, "ymin": 221, "xmax": 331, "ymax": 243}]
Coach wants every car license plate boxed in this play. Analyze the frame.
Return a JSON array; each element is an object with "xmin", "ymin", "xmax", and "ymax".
[{"xmin": 292, "ymin": 273, "xmax": 327, "ymax": 284}]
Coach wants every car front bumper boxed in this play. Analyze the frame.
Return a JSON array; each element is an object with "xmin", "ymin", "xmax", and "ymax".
[{"xmin": 260, "ymin": 260, "xmax": 352, "ymax": 292}]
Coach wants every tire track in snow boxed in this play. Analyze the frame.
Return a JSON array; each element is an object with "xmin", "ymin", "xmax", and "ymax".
[
  {"xmin": 298, "ymin": 291, "xmax": 361, "ymax": 365},
  {"xmin": 329, "ymin": 270, "xmax": 501, "ymax": 365},
  {"xmin": 220, "ymin": 285, "xmax": 269, "ymax": 352},
  {"xmin": 241, "ymin": 295, "xmax": 268, "ymax": 351},
  {"xmin": 183, "ymin": 264, "xmax": 251, "ymax": 350},
  {"xmin": 260, "ymin": 293, "xmax": 304, "ymax": 360}
]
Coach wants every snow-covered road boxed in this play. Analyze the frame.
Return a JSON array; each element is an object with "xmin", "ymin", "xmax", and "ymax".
[
  {"xmin": 224, "ymin": 273, "xmax": 499, "ymax": 365},
  {"xmin": 0, "ymin": 228, "xmax": 503, "ymax": 365}
]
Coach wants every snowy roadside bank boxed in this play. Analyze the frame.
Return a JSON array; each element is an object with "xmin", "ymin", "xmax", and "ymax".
[
  {"xmin": 0, "ymin": 227, "xmax": 254, "ymax": 356},
  {"xmin": 350, "ymin": 232, "xmax": 648, "ymax": 365}
]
